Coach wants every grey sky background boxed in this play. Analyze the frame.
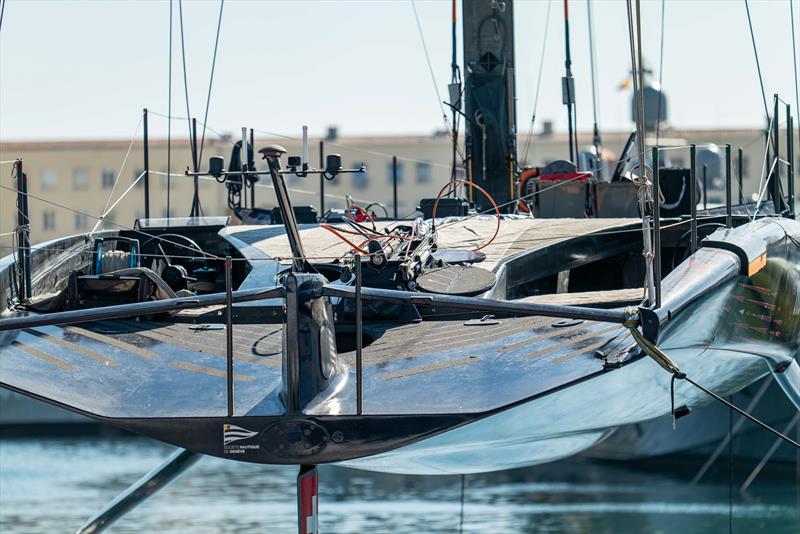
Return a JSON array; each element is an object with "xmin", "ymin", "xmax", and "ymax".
[{"xmin": 1, "ymin": 0, "xmax": 798, "ymax": 142}]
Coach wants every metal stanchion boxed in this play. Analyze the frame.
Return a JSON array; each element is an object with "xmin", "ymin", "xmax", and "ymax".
[
  {"xmin": 355, "ymin": 254, "xmax": 363, "ymax": 415},
  {"xmin": 690, "ymin": 145, "xmax": 698, "ymax": 253},
  {"xmin": 725, "ymin": 144, "xmax": 732, "ymax": 228},
  {"xmin": 225, "ymin": 256, "xmax": 234, "ymax": 417}
]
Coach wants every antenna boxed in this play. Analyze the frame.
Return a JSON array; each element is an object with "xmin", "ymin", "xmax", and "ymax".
[{"xmin": 302, "ymin": 125, "xmax": 309, "ymax": 169}]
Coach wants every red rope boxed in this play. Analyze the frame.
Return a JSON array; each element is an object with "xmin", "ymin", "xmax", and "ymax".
[{"xmin": 431, "ymin": 179, "xmax": 501, "ymax": 252}]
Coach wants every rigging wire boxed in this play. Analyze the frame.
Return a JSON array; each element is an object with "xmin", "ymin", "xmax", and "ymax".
[
  {"xmin": 655, "ymin": 0, "xmax": 666, "ymax": 145},
  {"xmin": 410, "ymin": 0, "xmax": 463, "ymax": 162},
  {"xmin": 625, "ymin": 0, "xmax": 656, "ymax": 308},
  {"xmin": 197, "ymin": 0, "xmax": 225, "ymax": 167},
  {"xmin": 744, "ymin": 0, "xmax": 770, "ymax": 121},
  {"xmin": 586, "ymin": 0, "xmax": 602, "ymax": 170},
  {"xmin": 167, "ymin": 0, "xmax": 174, "ymax": 218},
  {"xmin": 0, "ymin": 184, "xmax": 220, "ymax": 260},
  {"xmin": 178, "ymin": 0, "xmax": 203, "ymax": 217},
  {"xmin": 0, "ymin": 0, "xmax": 6, "ymax": 33},
  {"xmin": 90, "ymin": 116, "xmax": 144, "ymax": 236},
  {"xmin": 521, "ymin": 0, "xmax": 553, "ymax": 167}
]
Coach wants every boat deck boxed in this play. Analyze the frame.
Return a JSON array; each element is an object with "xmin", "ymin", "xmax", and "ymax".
[
  {"xmin": 0, "ymin": 312, "xmax": 634, "ymax": 419},
  {"xmin": 224, "ymin": 217, "xmax": 640, "ymax": 271}
]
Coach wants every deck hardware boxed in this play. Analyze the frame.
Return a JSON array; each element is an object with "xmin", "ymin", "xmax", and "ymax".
[
  {"xmin": 463, "ymin": 314, "xmax": 500, "ymax": 326},
  {"xmin": 552, "ymin": 318, "xmax": 583, "ymax": 328},
  {"xmin": 188, "ymin": 324, "xmax": 223, "ymax": 331}
]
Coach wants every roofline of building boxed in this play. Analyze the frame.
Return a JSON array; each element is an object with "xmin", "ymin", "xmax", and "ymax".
[{"xmin": 0, "ymin": 126, "xmax": 774, "ymax": 150}]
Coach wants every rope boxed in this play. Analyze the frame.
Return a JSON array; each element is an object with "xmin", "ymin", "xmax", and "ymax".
[
  {"xmin": 521, "ymin": 0, "xmax": 553, "ymax": 166},
  {"xmin": 623, "ymin": 308, "xmax": 800, "ymax": 450},
  {"xmin": 744, "ymin": 0, "xmax": 770, "ymax": 121},
  {"xmin": 319, "ymin": 224, "xmax": 369, "ymax": 254},
  {"xmin": 197, "ymin": 0, "xmax": 225, "ymax": 166},
  {"xmin": 432, "ymin": 179, "xmax": 500, "ymax": 251}
]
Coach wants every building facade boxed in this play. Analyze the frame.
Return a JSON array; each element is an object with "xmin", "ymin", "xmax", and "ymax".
[{"xmin": 1, "ymin": 127, "xmax": 796, "ymax": 255}]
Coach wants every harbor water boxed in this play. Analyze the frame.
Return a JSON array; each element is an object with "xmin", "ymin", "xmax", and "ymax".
[{"xmin": 1, "ymin": 435, "xmax": 797, "ymax": 533}]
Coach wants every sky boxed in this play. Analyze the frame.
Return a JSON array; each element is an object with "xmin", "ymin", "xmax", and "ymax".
[{"xmin": 0, "ymin": 0, "xmax": 799, "ymax": 142}]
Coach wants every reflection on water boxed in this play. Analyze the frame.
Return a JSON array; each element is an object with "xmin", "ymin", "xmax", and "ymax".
[{"xmin": 0, "ymin": 436, "xmax": 797, "ymax": 533}]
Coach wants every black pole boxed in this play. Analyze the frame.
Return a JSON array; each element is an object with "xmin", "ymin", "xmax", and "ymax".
[
  {"xmin": 143, "ymin": 108, "xmax": 150, "ymax": 219},
  {"xmin": 562, "ymin": 0, "xmax": 576, "ymax": 164},
  {"xmin": 652, "ymin": 147, "xmax": 661, "ymax": 309},
  {"xmin": 786, "ymin": 105, "xmax": 795, "ymax": 219},
  {"xmin": 738, "ymin": 147, "xmax": 744, "ymax": 204},
  {"xmin": 772, "ymin": 94, "xmax": 782, "ymax": 212},
  {"xmin": 702, "ymin": 163, "xmax": 708, "ymax": 211},
  {"xmin": 225, "ymin": 256, "xmax": 234, "ymax": 417},
  {"xmin": 690, "ymin": 144, "xmax": 698, "ymax": 254},
  {"xmin": 191, "ymin": 118, "xmax": 199, "ymax": 217},
  {"xmin": 319, "ymin": 140, "xmax": 325, "ymax": 216},
  {"xmin": 725, "ymin": 144, "xmax": 732, "ymax": 228},
  {"xmin": 14, "ymin": 159, "xmax": 31, "ymax": 301},
  {"xmin": 355, "ymin": 254, "xmax": 363, "ymax": 416},
  {"xmin": 392, "ymin": 155, "xmax": 399, "ymax": 219},
  {"xmin": 249, "ymin": 128, "xmax": 256, "ymax": 208}
]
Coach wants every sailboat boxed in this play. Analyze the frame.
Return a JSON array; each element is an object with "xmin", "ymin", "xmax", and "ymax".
[{"xmin": 1, "ymin": 1, "xmax": 798, "ymax": 532}]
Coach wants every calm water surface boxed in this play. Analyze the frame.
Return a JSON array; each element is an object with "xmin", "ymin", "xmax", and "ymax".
[{"xmin": 1, "ymin": 436, "xmax": 798, "ymax": 533}]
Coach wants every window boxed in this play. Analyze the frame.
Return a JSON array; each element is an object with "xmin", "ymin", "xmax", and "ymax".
[
  {"xmin": 160, "ymin": 169, "xmax": 170, "ymax": 189},
  {"xmin": 74, "ymin": 212, "xmax": 88, "ymax": 230},
  {"xmin": 101, "ymin": 170, "xmax": 116, "ymax": 189},
  {"xmin": 43, "ymin": 210, "xmax": 56, "ymax": 230},
  {"xmin": 73, "ymin": 168, "xmax": 89, "ymax": 190},
  {"xmin": 416, "ymin": 162, "xmax": 432, "ymax": 183},
  {"xmin": 41, "ymin": 169, "xmax": 57, "ymax": 191},
  {"xmin": 161, "ymin": 207, "xmax": 171, "ymax": 218},
  {"xmin": 387, "ymin": 162, "xmax": 404, "ymax": 184},
  {"xmin": 352, "ymin": 163, "xmax": 368, "ymax": 190},
  {"xmin": 133, "ymin": 169, "xmax": 144, "ymax": 188}
]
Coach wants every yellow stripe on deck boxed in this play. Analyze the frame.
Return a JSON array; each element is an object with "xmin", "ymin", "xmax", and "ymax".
[
  {"xmin": 66, "ymin": 327, "xmax": 159, "ymax": 360},
  {"xmin": 26, "ymin": 329, "xmax": 118, "ymax": 366},
  {"xmin": 11, "ymin": 341, "xmax": 74, "ymax": 371},
  {"xmin": 170, "ymin": 361, "xmax": 255, "ymax": 382}
]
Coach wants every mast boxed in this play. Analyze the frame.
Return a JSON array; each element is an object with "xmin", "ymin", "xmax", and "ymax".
[
  {"xmin": 562, "ymin": 0, "xmax": 578, "ymax": 166},
  {"xmin": 461, "ymin": 0, "xmax": 518, "ymax": 210},
  {"xmin": 449, "ymin": 0, "xmax": 461, "ymax": 185}
]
